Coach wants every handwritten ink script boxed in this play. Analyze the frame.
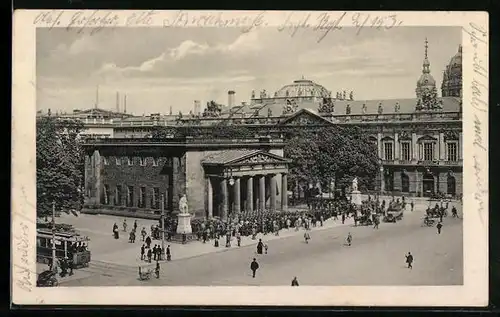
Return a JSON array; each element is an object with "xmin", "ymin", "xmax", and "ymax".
[
  {"xmin": 13, "ymin": 222, "xmax": 33, "ymax": 292},
  {"xmin": 162, "ymin": 11, "xmax": 266, "ymax": 33},
  {"xmin": 277, "ymin": 12, "xmax": 403, "ymax": 43},
  {"xmin": 465, "ymin": 22, "xmax": 488, "ymax": 225},
  {"xmin": 33, "ymin": 10, "xmax": 403, "ymax": 40}
]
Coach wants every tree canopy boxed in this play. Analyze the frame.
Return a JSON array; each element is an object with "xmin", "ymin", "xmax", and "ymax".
[
  {"xmin": 284, "ymin": 126, "xmax": 379, "ymax": 192},
  {"xmin": 37, "ymin": 117, "xmax": 85, "ymax": 217}
]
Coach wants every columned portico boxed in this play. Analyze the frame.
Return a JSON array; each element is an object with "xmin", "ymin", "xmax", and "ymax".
[
  {"xmin": 259, "ymin": 175, "xmax": 266, "ymax": 211},
  {"xmin": 202, "ymin": 150, "xmax": 291, "ymax": 220}
]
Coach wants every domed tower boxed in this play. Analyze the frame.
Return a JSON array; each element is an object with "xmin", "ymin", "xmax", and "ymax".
[
  {"xmin": 441, "ymin": 45, "xmax": 462, "ymax": 97},
  {"xmin": 415, "ymin": 38, "xmax": 437, "ymax": 99}
]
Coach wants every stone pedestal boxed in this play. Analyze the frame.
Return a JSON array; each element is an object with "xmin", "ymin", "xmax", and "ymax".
[
  {"xmin": 351, "ymin": 190, "xmax": 362, "ymax": 206},
  {"xmin": 176, "ymin": 213, "xmax": 192, "ymax": 234}
]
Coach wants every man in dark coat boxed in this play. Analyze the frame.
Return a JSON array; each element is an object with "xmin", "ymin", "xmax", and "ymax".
[
  {"xmin": 291, "ymin": 276, "xmax": 299, "ymax": 286},
  {"xmin": 146, "ymin": 236, "xmax": 152, "ymax": 249},
  {"xmin": 405, "ymin": 252, "xmax": 413, "ymax": 269},
  {"xmin": 166, "ymin": 245, "xmax": 171, "ymax": 261},
  {"xmin": 147, "ymin": 248, "xmax": 152, "ymax": 263},
  {"xmin": 257, "ymin": 239, "xmax": 264, "ymax": 254},
  {"xmin": 141, "ymin": 244, "xmax": 145, "ymax": 260},
  {"xmin": 250, "ymin": 258, "xmax": 259, "ymax": 278},
  {"xmin": 437, "ymin": 222, "xmax": 443, "ymax": 234},
  {"xmin": 153, "ymin": 245, "xmax": 158, "ymax": 260}
]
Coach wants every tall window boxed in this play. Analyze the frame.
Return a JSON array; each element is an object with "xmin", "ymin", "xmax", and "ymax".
[
  {"xmin": 103, "ymin": 185, "xmax": 110, "ymax": 205},
  {"xmin": 152, "ymin": 187, "xmax": 160, "ymax": 209},
  {"xmin": 139, "ymin": 157, "xmax": 146, "ymax": 166},
  {"xmin": 152, "ymin": 157, "xmax": 159, "ymax": 167},
  {"xmin": 127, "ymin": 186, "xmax": 134, "ymax": 207},
  {"xmin": 423, "ymin": 143, "xmax": 434, "ymax": 161},
  {"xmin": 127, "ymin": 157, "xmax": 133, "ymax": 166},
  {"xmin": 115, "ymin": 185, "xmax": 122, "ymax": 206},
  {"xmin": 447, "ymin": 142, "xmax": 458, "ymax": 161},
  {"xmin": 384, "ymin": 142, "xmax": 393, "ymax": 160},
  {"xmin": 401, "ymin": 142, "xmax": 411, "ymax": 161},
  {"xmin": 116, "ymin": 157, "xmax": 121, "ymax": 165},
  {"xmin": 139, "ymin": 187, "xmax": 146, "ymax": 208},
  {"xmin": 103, "ymin": 156, "xmax": 109, "ymax": 165}
]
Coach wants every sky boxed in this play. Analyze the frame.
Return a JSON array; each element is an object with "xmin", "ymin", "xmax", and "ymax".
[{"xmin": 36, "ymin": 26, "xmax": 461, "ymax": 115}]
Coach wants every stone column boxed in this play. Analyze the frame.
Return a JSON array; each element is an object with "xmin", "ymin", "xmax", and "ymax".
[
  {"xmin": 270, "ymin": 175, "xmax": 277, "ymax": 211},
  {"xmin": 259, "ymin": 175, "xmax": 266, "ymax": 211},
  {"xmin": 207, "ymin": 177, "xmax": 213, "ymax": 218},
  {"xmin": 394, "ymin": 132, "xmax": 399, "ymax": 160},
  {"xmin": 412, "ymin": 132, "xmax": 418, "ymax": 161},
  {"xmin": 377, "ymin": 132, "xmax": 382, "ymax": 159},
  {"xmin": 459, "ymin": 132, "xmax": 463, "ymax": 160},
  {"xmin": 247, "ymin": 177, "xmax": 254, "ymax": 212},
  {"xmin": 439, "ymin": 132, "xmax": 445, "ymax": 160},
  {"xmin": 281, "ymin": 173, "xmax": 288, "ymax": 211},
  {"xmin": 234, "ymin": 177, "xmax": 241, "ymax": 214},
  {"xmin": 221, "ymin": 178, "xmax": 229, "ymax": 220},
  {"xmin": 380, "ymin": 166, "xmax": 385, "ymax": 193}
]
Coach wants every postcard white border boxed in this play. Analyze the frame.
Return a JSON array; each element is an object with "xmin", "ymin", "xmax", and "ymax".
[{"xmin": 11, "ymin": 10, "xmax": 489, "ymax": 306}]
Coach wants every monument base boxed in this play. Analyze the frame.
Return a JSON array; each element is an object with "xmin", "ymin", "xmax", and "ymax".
[
  {"xmin": 351, "ymin": 190, "xmax": 362, "ymax": 206},
  {"xmin": 170, "ymin": 232, "xmax": 197, "ymax": 244},
  {"xmin": 176, "ymin": 213, "xmax": 193, "ymax": 234}
]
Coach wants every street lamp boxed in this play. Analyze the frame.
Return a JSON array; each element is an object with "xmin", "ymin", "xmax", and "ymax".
[
  {"xmin": 51, "ymin": 201, "xmax": 57, "ymax": 273},
  {"xmin": 160, "ymin": 194, "xmax": 165, "ymax": 261}
]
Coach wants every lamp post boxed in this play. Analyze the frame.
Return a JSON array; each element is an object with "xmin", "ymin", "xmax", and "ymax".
[
  {"xmin": 160, "ymin": 194, "xmax": 165, "ymax": 261},
  {"xmin": 51, "ymin": 201, "xmax": 57, "ymax": 273}
]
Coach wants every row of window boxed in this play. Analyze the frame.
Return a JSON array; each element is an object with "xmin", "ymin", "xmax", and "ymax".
[
  {"xmin": 381, "ymin": 141, "xmax": 459, "ymax": 161},
  {"xmin": 383, "ymin": 173, "xmax": 457, "ymax": 195},
  {"xmin": 102, "ymin": 156, "xmax": 161, "ymax": 167},
  {"xmin": 102, "ymin": 185, "xmax": 168, "ymax": 209}
]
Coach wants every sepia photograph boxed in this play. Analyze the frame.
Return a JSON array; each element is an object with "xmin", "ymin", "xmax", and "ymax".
[{"xmin": 12, "ymin": 10, "xmax": 488, "ymax": 306}]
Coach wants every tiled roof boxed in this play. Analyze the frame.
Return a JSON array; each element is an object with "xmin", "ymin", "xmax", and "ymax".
[{"xmin": 202, "ymin": 150, "xmax": 260, "ymax": 164}]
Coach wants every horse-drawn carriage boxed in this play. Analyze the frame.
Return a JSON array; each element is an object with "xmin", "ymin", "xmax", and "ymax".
[
  {"xmin": 383, "ymin": 203, "xmax": 404, "ymax": 223},
  {"xmin": 138, "ymin": 266, "xmax": 154, "ymax": 281},
  {"xmin": 355, "ymin": 212, "xmax": 373, "ymax": 226}
]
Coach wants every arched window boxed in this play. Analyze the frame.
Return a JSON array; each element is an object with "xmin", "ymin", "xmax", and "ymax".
[
  {"xmin": 401, "ymin": 172, "xmax": 410, "ymax": 193},
  {"xmin": 447, "ymin": 175, "xmax": 456, "ymax": 196}
]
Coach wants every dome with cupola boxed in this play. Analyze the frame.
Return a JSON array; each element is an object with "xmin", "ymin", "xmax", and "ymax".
[
  {"xmin": 416, "ymin": 38, "xmax": 437, "ymax": 98},
  {"xmin": 275, "ymin": 77, "xmax": 331, "ymax": 99},
  {"xmin": 441, "ymin": 45, "xmax": 462, "ymax": 97}
]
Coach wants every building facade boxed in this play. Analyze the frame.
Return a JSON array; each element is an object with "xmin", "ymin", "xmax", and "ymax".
[{"xmin": 83, "ymin": 137, "xmax": 290, "ymax": 218}]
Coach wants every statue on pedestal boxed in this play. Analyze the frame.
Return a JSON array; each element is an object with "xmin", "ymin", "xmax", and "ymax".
[
  {"xmin": 352, "ymin": 177, "xmax": 358, "ymax": 192},
  {"xmin": 176, "ymin": 194, "xmax": 192, "ymax": 234}
]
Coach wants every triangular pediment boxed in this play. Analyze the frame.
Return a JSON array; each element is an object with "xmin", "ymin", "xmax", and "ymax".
[
  {"xmin": 202, "ymin": 150, "xmax": 290, "ymax": 166},
  {"xmin": 278, "ymin": 109, "xmax": 333, "ymax": 126}
]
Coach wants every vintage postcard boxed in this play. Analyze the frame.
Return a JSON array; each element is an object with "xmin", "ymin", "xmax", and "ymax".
[{"xmin": 12, "ymin": 10, "xmax": 488, "ymax": 306}]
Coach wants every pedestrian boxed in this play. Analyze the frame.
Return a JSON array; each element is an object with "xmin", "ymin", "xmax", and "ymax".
[
  {"xmin": 113, "ymin": 223, "xmax": 119, "ymax": 239},
  {"xmin": 373, "ymin": 217, "xmax": 379, "ymax": 229},
  {"xmin": 257, "ymin": 239, "xmax": 264, "ymax": 254},
  {"xmin": 147, "ymin": 248, "xmax": 152, "ymax": 263},
  {"xmin": 146, "ymin": 236, "xmax": 152, "ymax": 249},
  {"xmin": 166, "ymin": 245, "xmax": 171, "ymax": 261},
  {"xmin": 141, "ymin": 227, "xmax": 147, "ymax": 241},
  {"xmin": 304, "ymin": 231, "xmax": 310, "ymax": 244},
  {"xmin": 153, "ymin": 245, "xmax": 158, "ymax": 260},
  {"xmin": 214, "ymin": 237, "xmax": 219, "ymax": 247},
  {"xmin": 452, "ymin": 206, "xmax": 458, "ymax": 218},
  {"xmin": 291, "ymin": 276, "xmax": 299, "ymax": 286},
  {"xmin": 411, "ymin": 201, "xmax": 414, "ymax": 212},
  {"xmin": 346, "ymin": 232, "xmax": 352, "ymax": 246},
  {"xmin": 203, "ymin": 230, "xmax": 208, "ymax": 243},
  {"xmin": 342, "ymin": 213, "xmax": 345, "ymax": 224},
  {"xmin": 437, "ymin": 222, "xmax": 443, "ymax": 234},
  {"xmin": 123, "ymin": 219, "xmax": 128, "ymax": 232},
  {"xmin": 320, "ymin": 215, "xmax": 324, "ymax": 227},
  {"xmin": 134, "ymin": 220, "xmax": 138, "ymax": 232},
  {"xmin": 236, "ymin": 232, "xmax": 241, "ymax": 247},
  {"xmin": 67, "ymin": 256, "xmax": 74, "ymax": 276},
  {"xmin": 155, "ymin": 261, "xmax": 160, "ymax": 279},
  {"xmin": 405, "ymin": 252, "xmax": 413, "ymax": 269},
  {"xmin": 264, "ymin": 244, "xmax": 268, "ymax": 254},
  {"xmin": 141, "ymin": 244, "xmax": 145, "ymax": 260},
  {"xmin": 439, "ymin": 211, "xmax": 443, "ymax": 223},
  {"xmin": 250, "ymin": 258, "xmax": 259, "ymax": 278}
]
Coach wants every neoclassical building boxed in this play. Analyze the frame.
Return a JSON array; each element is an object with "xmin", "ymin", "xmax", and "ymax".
[
  {"xmin": 84, "ymin": 137, "xmax": 290, "ymax": 219},
  {"xmin": 82, "ymin": 40, "xmax": 462, "ymax": 218}
]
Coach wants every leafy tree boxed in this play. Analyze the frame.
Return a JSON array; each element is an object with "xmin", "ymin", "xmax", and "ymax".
[
  {"xmin": 284, "ymin": 126, "xmax": 379, "ymax": 193},
  {"xmin": 36, "ymin": 117, "xmax": 85, "ymax": 218},
  {"xmin": 211, "ymin": 125, "xmax": 254, "ymax": 138}
]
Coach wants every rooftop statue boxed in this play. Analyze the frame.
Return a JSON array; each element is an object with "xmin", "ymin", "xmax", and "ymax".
[
  {"xmin": 378, "ymin": 103, "xmax": 384, "ymax": 114},
  {"xmin": 346, "ymin": 104, "xmax": 351, "ymax": 115}
]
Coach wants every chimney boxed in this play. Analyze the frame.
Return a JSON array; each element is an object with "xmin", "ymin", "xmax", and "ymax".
[
  {"xmin": 123, "ymin": 94, "xmax": 127, "ymax": 113},
  {"xmin": 116, "ymin": 92, "xmax": 120, "ymax": 112},
  {"xmin": 228, "ymin": 90, "xmax": 235, "ymax": 109},
  {"xmin": 194, "ymin": 100, "xmax": 201, "ymax": 115}
]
